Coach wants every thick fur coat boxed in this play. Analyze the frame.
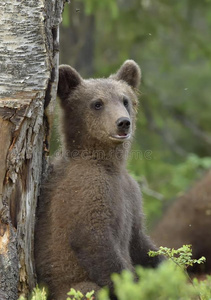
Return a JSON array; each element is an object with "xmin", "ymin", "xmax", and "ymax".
[{"xmin": 35, "ymin": 60, "xmax": 163, "ymax": 300}]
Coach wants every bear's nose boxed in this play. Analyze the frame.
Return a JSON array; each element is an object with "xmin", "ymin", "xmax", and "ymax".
[{"xmin": 116, "ymin": 117, "xmax": 131, "ymax": 130}]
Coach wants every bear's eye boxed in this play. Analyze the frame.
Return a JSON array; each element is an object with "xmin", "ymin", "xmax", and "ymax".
[
  {"xmin": 92, "ymin": 100, "xmax": 104, "ymax": 110},
  {"xmin": 123, "ymin": 97, "xmax": 129, "ymax": 108}
]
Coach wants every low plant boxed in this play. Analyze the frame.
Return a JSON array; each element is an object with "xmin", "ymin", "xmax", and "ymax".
[
  {"xmin": 67, "ymin": 288, "xmax": 94, "ymax": 300},
  {"xmin": 19, "ymin": 245, "xmax": 210, "ymax": 300},
  {"xmin": 18, "ymin": 286, "xmax": 47, "ymax": 300},
  {"xmin": 98, "ymin": 245, "xmax": 209, "ymax": 300},
  {"xmin": 148, "ymin": 244, "xmax": 206, "ymax": 268}
]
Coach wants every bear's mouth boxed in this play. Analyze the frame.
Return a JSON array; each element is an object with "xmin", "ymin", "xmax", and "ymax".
[{"xmin": 109, "ymin": 133, "xmax": 131, "ymax": 141}]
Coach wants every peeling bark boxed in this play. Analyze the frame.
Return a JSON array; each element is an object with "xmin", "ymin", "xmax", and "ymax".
[{"xmin": 0, "ymin": 1, "xmax": 66, "ymax": 299}]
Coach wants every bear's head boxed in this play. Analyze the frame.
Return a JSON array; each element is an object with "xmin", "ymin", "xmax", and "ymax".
[{"xmin": 57, "ymin": 60, "xmax": 141, "ymax": 158}]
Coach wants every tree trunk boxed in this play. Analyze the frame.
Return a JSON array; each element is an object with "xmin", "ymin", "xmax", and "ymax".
[{"xmin": 0, "ymin": 1, "xmax": 66, "ymax": 299}]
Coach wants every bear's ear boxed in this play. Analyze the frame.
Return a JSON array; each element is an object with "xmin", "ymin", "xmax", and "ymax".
[
  {"xmin": 114, "ymin": 60, "xmax": 141, "ymax": 89},
  {"xmin": 57, "ymin": 65, "xmax": 82, "ymax": 100}
]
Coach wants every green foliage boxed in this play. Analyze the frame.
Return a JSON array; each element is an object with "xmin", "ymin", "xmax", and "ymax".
[
  {"xmin": 18, "ymin": 287, "xmax": 95, "ymax": 300},
  {"xmin": 18, "ymin": 286, "xmax": 47, "ymax": 300},
  {"xmin": 98, "ymin": 260, "xmax": 209, "ymax": 300},
  {"xmin": 62, "ymin": 0, "xmax": 119, "ymax": 27},
  {"xmin": 62, "ymin": 3, "xmax": 71, "ymax": 27},
  {"xmin": 67, "ymin": 288, "xmax": 83, "ymax": 300},
  {"xmin": 19, "ymin": 246, "xmax": 210, "ymax": 300},
  {"xmin": 170, "ymin": 154, "xmax": 211, "ymax": 191},
  {"xmin": 18, "ymin": 269, "xmax": 211, "ymax": 300},
  {"xmin": 67, "ymin": 288, "xmax": 94, "ymax": 300},
  {"xmin": 129, "ymin": 153, "xmax": 211, "ymax": 228},
  {"xmin": 149, "ymin": 244, "xmax": 206, "ymax": 269},
  {"xmin": 83, "ymin": 0, "xmax": 119, "ymax": 19},
  {"xmin": 98, "ymin": 245, "xmax": 209, "ymax": 300},
  {"xmin": 193, "ymin": 276, "xmax": 211, "ymax": 300}
]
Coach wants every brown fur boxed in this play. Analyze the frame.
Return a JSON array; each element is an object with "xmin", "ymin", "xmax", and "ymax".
[
  {"xmin": 151, "ymin": 171, "xmax": 211, "ymax": 274},
  {"xmin": 35, "ymin": 60, "xmax": 163, "ymax": 300}
]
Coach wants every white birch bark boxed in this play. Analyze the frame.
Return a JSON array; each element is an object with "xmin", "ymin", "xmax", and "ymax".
[{"xmin": 0, "ymin": 0, "xmax": 66, "ymax": 299}]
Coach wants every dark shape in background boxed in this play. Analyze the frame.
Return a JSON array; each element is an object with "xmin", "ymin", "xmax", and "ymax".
[{"xmin": 151, "ymin": 171, "xmax": 211, "ymax": 274}]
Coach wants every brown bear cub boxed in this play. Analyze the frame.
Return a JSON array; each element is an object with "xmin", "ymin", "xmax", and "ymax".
[{"xmin": 35, "ymin": 60, "xmax": 163, "ymax": 300}]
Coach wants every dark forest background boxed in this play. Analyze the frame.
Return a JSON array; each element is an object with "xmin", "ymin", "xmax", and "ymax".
[{"xmin": 51, "ymin": 0, "xmax": 211, "ymax": 230}]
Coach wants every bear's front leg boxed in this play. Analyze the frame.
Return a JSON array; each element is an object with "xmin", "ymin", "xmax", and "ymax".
[
  {"xmin": 130, "ymin": 225, "xmax": 164, "ymax": 268},
  {"xmin": 69, "ymin": 208, "xmax": 134, "ymax": 295}
]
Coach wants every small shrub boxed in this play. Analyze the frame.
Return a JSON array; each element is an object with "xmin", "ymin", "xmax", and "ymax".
[
  {"xmin": 98, "ymin": 260, "xmax": 197, "ymax": 300},
  {"xmin": 18, "ymin": 286, "xmax": 47, "ymax": 300},
  {"xmin": 67, "ymin": 288, "xmax": 94, "ymax": 300},
  {"xmin": 148, "ymin": 244, "xmax": 206, "ymax": 269},
  {"xmin": 193, "ymin": 276, "xmax": 211, "ymax": 300},
  {"xmin": 98, "ymin": 245, "xmax": 209, "ymax": 300},
  {"xmin": 19, "ymin": 245, "xmax": 211, "ymax": 300}
]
